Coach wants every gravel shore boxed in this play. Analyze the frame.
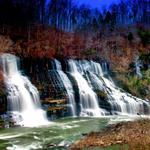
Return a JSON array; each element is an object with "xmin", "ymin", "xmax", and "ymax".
[{"xmin": 70, "ymin": 119, "xmax": 150, "ymax": 150}]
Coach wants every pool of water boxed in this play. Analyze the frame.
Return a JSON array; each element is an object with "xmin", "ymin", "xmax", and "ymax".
[
  {"xmin": 0, "ymin": 115, "xmax": 141, "ymax": 150},
  {"xmin": 0, "ymin": 117, "xmax": 109, "ymax": 150}
]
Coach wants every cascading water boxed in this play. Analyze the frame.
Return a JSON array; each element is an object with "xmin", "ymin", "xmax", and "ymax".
[
  {"xmin": 68, "ymin": 60, "xmax": 106, "ymax": 117},
  {"xmin": 135, "ymin": 56, "xmax": 142, "ymax": 78},
  {"xmin": 102, "ymin": 61, "xmax": 108, "ymax": 74},
  {"xmin": 52, "ymin": 59, "xmax": 76, "ymax": 116},
  {"xmin": 1, "ymin": 53, "xmax": 149, "ymax": 122},
  {"xmin": 0, "ymin": 54, "xmax": 49, "ymax": 127},
  {"xmin": 84, "ymin": 61, "xmax": 150, "ymax": 115}
]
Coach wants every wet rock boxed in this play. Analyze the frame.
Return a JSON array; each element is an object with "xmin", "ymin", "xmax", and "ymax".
[
  {"xmin": 82, "ymin": 133, "xmax": 88, "ymax": 136},
  {"xmin": 47, "ymin": 143, "xmax": 57, "ymax": 148}
]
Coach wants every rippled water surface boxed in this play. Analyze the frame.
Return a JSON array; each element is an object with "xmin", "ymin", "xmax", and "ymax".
[
  {"xmin": 0, "ymin": 117, "xmax": 110, "ymax": 150},
  {"xmin": 0, "ymin": 115, "xmax": 144, "ymax": 150}
]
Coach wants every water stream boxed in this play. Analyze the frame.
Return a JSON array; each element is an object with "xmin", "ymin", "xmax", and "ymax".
[
  {"xmin": 0, "ymin": 116, "xmax": 141, "ymax": 150},
  {"xmin": 68, "ymin": 60, "xmax": 106, "ymax": 117},
  {"xmin": 52, "ymin": 60, "xmax": 76, "ymax": 116}
]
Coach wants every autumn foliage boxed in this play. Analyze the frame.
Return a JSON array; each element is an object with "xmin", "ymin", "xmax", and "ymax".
[{"xmin": 0, "ymin": 25, "xmax": 149, "ymax": 73}]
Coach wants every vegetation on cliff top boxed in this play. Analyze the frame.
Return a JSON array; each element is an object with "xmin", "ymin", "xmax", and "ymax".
[{"xmin": 0, "ymin": 0, "xmax": 149, "ymax": 59}]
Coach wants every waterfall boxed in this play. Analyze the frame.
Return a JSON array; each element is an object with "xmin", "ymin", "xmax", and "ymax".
[
  {"xmin": 0, "ymin": 54, "xmax": 49, "ymax": 127},
  {"xmin": 66, "ymin": 60, "xmax": 150, "ymax": 116},
  {"xmin": 1, "ymin": 54, "xmax": 149, "ymax": 121},
  {"xmin": 135, "ymin": 56, "xmax": 142, "ymax": 78},
  {"xmin": 102, "ymin": 61, "xmax": 108, "ymax": 74},
  {"xmin": 68, "ymin": 60, "xmax": 106, "ymax": 117},
  {"xmin": 52, "ymin": 59, "xmax": 76, "ymax": 116},
  {"xmin": 88, "ymin": 61, "xmax": 150, "ymax": 115}
]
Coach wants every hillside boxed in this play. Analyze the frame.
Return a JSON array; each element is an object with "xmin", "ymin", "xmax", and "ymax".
[{"xmin": 0, "ymin": 25, "xmax": 150, "ymax": 101}]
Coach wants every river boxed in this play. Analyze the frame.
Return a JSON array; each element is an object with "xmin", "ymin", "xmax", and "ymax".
[
  {"xmin": 0, "ymin": 117, "xmax": 108, "ymax": 150},
  {"xmin": 0, "ymin": 115, "xmax": 142, "ymax": 150}
]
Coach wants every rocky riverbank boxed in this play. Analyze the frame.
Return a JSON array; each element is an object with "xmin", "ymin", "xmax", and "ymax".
[{"xmin": 70, "ymin": 119, "xmax": 150, "ymax": 150}]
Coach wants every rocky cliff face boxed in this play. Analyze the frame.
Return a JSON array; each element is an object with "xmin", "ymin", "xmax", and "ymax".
[{"xmin": 0, "ymin": 25, "xmax": 149, "ymax": 121}]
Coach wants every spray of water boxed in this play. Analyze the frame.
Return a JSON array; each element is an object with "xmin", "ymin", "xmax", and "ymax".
[{"xmin": 1, "ymin": 54, "xmax": 49, "ymax": 127}]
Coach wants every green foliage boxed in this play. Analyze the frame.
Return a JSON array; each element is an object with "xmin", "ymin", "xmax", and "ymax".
[
  {"xmin": 137, "ymin": 29, "xmax": 150, "ymax": 46},
  {"xmin": 143, "ymin": 69, "xmax": 150, "ymax": 84},
  {"xmin": 114, "ymin": 71, "xmax": 150, "ymax": 99},
  {"xmin": 129, "ymin": 74, "xmax": 150, "ymax": 97},
  {"xmin": 117, "ymin": 80, "xmax": 131, "ymax": 93}
]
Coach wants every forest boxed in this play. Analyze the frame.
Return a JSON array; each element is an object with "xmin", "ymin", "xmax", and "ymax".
[
  {"xmin": 0, "ymin": 0, "xmax": 149, "ymax": 28},
  {"xmin": 0, "ymin": 0, "xmax": 149, "ymax": 59},
  {"xmin": 0, "ymin": 0, "xmax": 149, "ymax": 105}
]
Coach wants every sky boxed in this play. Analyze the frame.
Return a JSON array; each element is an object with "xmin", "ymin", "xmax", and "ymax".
[{"xmin": 77, "ymin": 0, "xmax": 120, "ymax": 9}]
